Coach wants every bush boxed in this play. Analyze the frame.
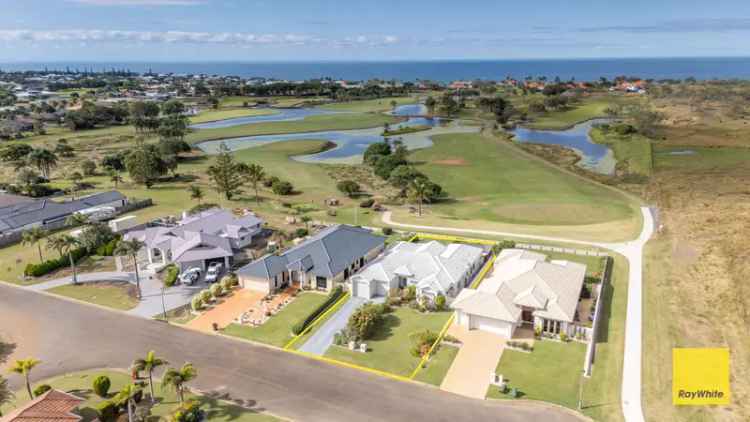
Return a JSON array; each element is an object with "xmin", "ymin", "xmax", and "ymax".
[
  {"xmin": 164, "ymin": 265, "xmax": 179, "ymax": 287},
  {"xmin": 409, "ymin": 329, "xmax": 439, "ymax": 358},
  {"xmin": 337, "ymin": 180, "xmax": 360, "ymax": 197},
  {"xmin": 170, "ymin": 399, "xmax": 204, "ymax": 422},
  {"xmin": 510, "ymin": 387, "xmax": 520, "ymax": 398},
  {"xmin": 93, "ymin": 375, "xmax": 111, "ymax": 397},
  {"xmin": 263, "ymin": 175, "xmax": 280, "ymax": 188},
  {"xmin": 33, "ymin": 384, "xmax": 52, "ymax": 397},
  {"xmin": 292, "ymin": 286, "xmax": 345, "ymax": 336},
  {"xmin": 81, "ymin": 159, "xmax": 97, "ymax": 176},
  {"xmin": 346, "ymin": 302, "xmax": 387, "ymax": 341},
  {"xmin": 96, "ymin": 400, "xmax": 119, "ymax": 422},
  {"xmin": 24, "ymin": 247, "xmax": 87, "ymax": 277},
  {"xmin": 191, "ymin": 296, "xmax": 203, "ymax": 311},
  {"xmin": 559, "ymin": 332, "xmax": 568, "ymax": 342},
  {"xmin": 386, "ymin": 296, "xmax": 402, "ymax": 307},
  {"xmin": 584, "ymin": 275, "xmax": 601, "ymax": 284},
  {"xmin": 95, "ymin": 238, "xmax": 119, "ymax": 256},
  {"xmin": 271, "ymin": 180, "xmax": 294, "ymax": 195},
  {"xmin": 381, "ymin": 227, "xmax": 393, "ymax": 236},
  {"xmin": 402, "ymin": 285, "xmax": 416, "ymax": 302},
  {"xmin": 294, "ymin": 228, "xmax": 309, "ymax": 238},
  {"xmin": 209, "ymin": 283, "xmax": 223, "ymax": 298},
  {"xmin": 188, "ymin": 203, "xmax": 219, "ymax": 215},
  {"xmin": 291, "ymin": 321, "xmax": 305, "ymax": 336},
  {"xmin": 434, "ymin": 294, "xmax": 446, "ymax": 311},
  {"xmin": 199, "ymin": 289, "xmax": 212, "ymax": 303},
  {"xmin": 220, "ymin": 274, "xmax": 236, "ymax": 291},
  {"xmin": 359, "ymin": 198, "xmax": 374, "ymax": 208},
  {"xmin": 491, "ymin": 240, "xmax": 516, "ymax": 254}
]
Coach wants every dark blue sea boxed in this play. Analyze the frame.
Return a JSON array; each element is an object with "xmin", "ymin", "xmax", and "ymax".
[{"xmin": 2, "ymin": 57, "xmax": 750, "ymax": 82}]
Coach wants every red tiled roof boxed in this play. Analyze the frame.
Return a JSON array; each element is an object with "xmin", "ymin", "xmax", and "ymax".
[{"xmin": 2, "ymin": 389, "xmax": 84, "ymax": 422}]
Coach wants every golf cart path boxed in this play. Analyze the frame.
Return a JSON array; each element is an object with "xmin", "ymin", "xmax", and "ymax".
[{"xmin": 382, "ymin": 208, "xmax": 654, "ymax": 422}]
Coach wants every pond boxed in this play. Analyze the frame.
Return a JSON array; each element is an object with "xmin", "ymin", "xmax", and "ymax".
[
  {"xmin": 511, "ymin": 119, "xmax": 615, "ymax": 174},
  {"xmin": 195, "ymin": 103, "xmax": 455, "ymax": 163},
  {"xmin": 188, "ymin": 107, "xmax": 340, "ymax": 129}
]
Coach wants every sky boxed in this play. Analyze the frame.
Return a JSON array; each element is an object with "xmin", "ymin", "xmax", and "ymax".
[{"xmin": 0, "ymin": 0, "xmax": 750, "ymax": 62}]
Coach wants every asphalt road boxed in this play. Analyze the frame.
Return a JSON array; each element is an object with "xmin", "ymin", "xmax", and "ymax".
[{"xmin": 0, "ymin": 284, "xmax": 583, "ymax": 422}]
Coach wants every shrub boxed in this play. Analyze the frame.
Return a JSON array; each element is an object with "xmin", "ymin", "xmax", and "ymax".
[
  {"xmin": 359, "ymin": 198, "xmax": 374, "ymax": 208},
  {"xmin": 294, "ymin": 228, "xmax": 309, "ymax": 238},
  {"xmin": 81, "ymin": 159, "xmax": 97, "ymax": 176},
  {"xmin": 386, "ymin": 296, "xmax": 402, "ymax": 307},
  {"xmin": 199, "ymin": 289, "xmax": 212, "ymax": 303},
  {"xmin": 210, "ymin": 283, "xmax": 223, "ymax": 298},
  {"xmin": 92, "ymin": 375, "xmax": 111, "ymax": 397},
  {"xmin": 272, "ymin": 180, "xmax": 294, "ymax": 195},
  {"xmin": 402, "ymin": 285, "xmax": 416, "ymax": 301},
  {"xmin": 292, "ymin": 286, "xmax": 344, "ymax": 335},
  {"xmin": 337, "ymin": 180, "xmax": 360, "ymax": 197},
  {"xmin": 188, "ymin": 203, "xmax": 219, "ymax": 215},
  {"xmin": 191, "ymin": 296, "xmax": 203, "ymax": 311},
  {"xmin": 534, "ymin": 326, "xmax": 542, "ymax": 338},
  {"xmin": 24, "ymin": 247, "xmax": 87, "ymax": 277},
  {"xmin": 510, "ymin": 388, "xmax": 520, "ymax": 398},
  {"xmin": 491, "ymin": 240, "xmax": 516, "ymax": 254},
  {"xmin": 381, "ymin": 227, "xmax": 393, "ymax": 236},
  {"xmin": 434, "ymin": 294, "xmax": 446, "ymax": 311},
  {"xmin": 220, "ymin": 275, "xmax": 235, "ymax": 291},
  {"xmin": 409, "ymin": 329, "xmax": 439, "ymax": 358},
  {"xmin": 559, "ymin": 332, "xmax": 568, "ymax": 342},
  {"xmin": 96, "ymin": 400, "xmax": 118, "ymax": 422},
  {"xmin": 163, "ymin": 265, "xmax": 179, "ymax": 287},
  {"xmin": 584, "ymin": 275, "xmax": 601, "ymax": 284},
  {"xmin": 95, "ymin": 238, "xmax": 119, "ymax": 256},
  {"xmin": 580, "ymin": 284, "xmax": 591, "ymax": 299},
  {"xmin": 170, "ymin": 399, "xmax": 204, "ymax": 422},
  {"xmin": 33, "ymin": 384, "xmax": 52, "ymax": 397},
  {"xmin": 346, "ymin": 302, "xmax": 387, "ymax": 341},
  {"xmin": 263, "ymin": 175, "xmax": 280, "ymax": 188},
  {"xmin": 291, "ymin": 321, "xmax": 305, "ymax": 335}
]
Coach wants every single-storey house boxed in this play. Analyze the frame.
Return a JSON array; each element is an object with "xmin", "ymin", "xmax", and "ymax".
[
  {"xmin": 350, "ymin": 240, "xmax": 485, "ymax": 301},
  {"xmin": 237, "ymin": 224, "xmax": 385, "ymax": 293},
  {"xmin": 0, "ymin": 190, "xmax": 126, "ymax": 235},
  {"xmin": 2, "ymin": 388, "xmax": 84, "ymax": 422},
  {"xmin": 124, "ymin": 208, "xmax": 263, "ymax": 272},
  {"xmin": 451, "ymin": 249, "xmax": 586, "ymax": 338}
]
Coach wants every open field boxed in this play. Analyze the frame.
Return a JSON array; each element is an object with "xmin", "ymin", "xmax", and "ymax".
[
  {"xmin": 409, "ymin": 132, "xmax": 640, "ymax": 227},
  {"xmin": 0, "ymin": 369, "xmax": 280, "ymax": 421},
  {"xmin": 653, "ymin": 145, "xmax": 750, "ymax": 172},
  {"xmin": 324, "ymin": 308, "xmax": 453, "ymax": 377},
  {"xmin": 524, "ymin": 97, "xmax": 632, "ymax": 130},
  {"xmin": 590, "ymin": 128, "xmax": 653, "ymax": 176},
  {"xmin": 47, "ymin": 281, "xmax": 138, "ymax": 311},
  {"xmin": 189, "ymin": 108, "xmax": 278, "ymax": 124},
  {"xmin": 319, "ymin": 96, "xmax": 415, "ymax": 112}
]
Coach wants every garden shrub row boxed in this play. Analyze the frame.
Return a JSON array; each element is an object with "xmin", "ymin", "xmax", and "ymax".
[
  {"xmin": 24, "ymin": 247, "xmax": 87, "ymax": 277},
  {"xmin": 291, "ymin": 286, "xmax": 345, "ymax": 335}
]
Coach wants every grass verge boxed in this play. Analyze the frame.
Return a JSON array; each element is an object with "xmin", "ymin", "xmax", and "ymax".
[{"xmin": 47, "ymin": 281, "xmax": 138, "ymax": 311}]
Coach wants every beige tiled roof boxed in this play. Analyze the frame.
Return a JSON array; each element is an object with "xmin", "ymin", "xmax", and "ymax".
[{"xmin": 3, "ymin": 389, "xmax": 84, "ymax": 422}]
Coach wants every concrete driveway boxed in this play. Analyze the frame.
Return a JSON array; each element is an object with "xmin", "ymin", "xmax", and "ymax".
[
  {"xmin": 440, "ymin": 324, "xmax": 506, "ymax": 399},
  {"xmin": 297, "ymin": 296, "xmax": 365, "ymax": 355}
]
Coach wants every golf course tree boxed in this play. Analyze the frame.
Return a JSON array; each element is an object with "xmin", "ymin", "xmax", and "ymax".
[
  {"xmin": 9, "ymin": 358, "xmax": 41, "ymax": 400},
  {"xmin": 409, "ymin": 178, "xmax": 433, "ymax": 217},
  {"xmin": 337, "ymin": 180, "xmax": 360, "ymax": 198},
  {"xmin": 188, "ymin": 185, "xmax": 204, "ymax": 204},
  {"xmin": 125, "ymin": 139, "xmax": 168, "ymax": 188},
  {"xmin": 26, "ymin": 148, "xmax": 58, "ymax": 179},
  {"xmin": 129, "ymin": 101, "xmax": 160, "ymax": 133},
  {"xmin": 244, "ymin": 163, "xmax": 266, "ymax": 204},
  {"xmin": 115, "ymin": 239, "xmax": 145, "ymax": 299},
  {"xmin": 21, "ymin": 226, "xmax": 47, "ymax": 263},
  {"xmin": 425, "ymin": 96, "xmax": 436, "ymax": 116},
  {"xmin": 46, "ymin": 234, "xmax": 81, "ymax": 284},
  {"xmin": 162, "ymin": 363, "xmax": 197, "ymax": 404},
  {"xmin": 132, "ymin": 350, "xmax": 168, "ymax": 404},
  {"xmin": 207, "ymin": 143, "xmax": 246, "ymax": 200}
]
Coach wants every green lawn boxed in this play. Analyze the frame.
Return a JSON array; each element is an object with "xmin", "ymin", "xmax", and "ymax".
[
  {"xmin": 543, "ymin": 252, "xmax": 606, "ymax": 277},
  {"xmin": 486, "ymin": 340, "xmax": 587, "ymax": 408},
  {"xmin": 590, "ymin": 128, "xmax": 653, "ymax": 176},
  {"xmin": 190, "ymin": 108, "xmax": 278, "ymax": 124},
  {"xmin": 653, "ymin": 145, "xmax": 750, "ymax": 172},
  {"xmin": 413, "ymin": 344, "xmax": 460, "ymax": 386},
  {"xmin": 0, "ymin": 369, "xmax": 279, "ymax": 422},
  {"xmin": 526, "ymin": 99, "xmax": 612, "ymax": 130},
  {"xmin": 222, "ymin": 292, "xmax": 328, "ymax": 347},
  {"xmin": 409, "ymin": 133, "xmax": 639, "ymax": 226},
  {"xmin": 324, "ymin": 307, "xmax": 452, "ymax": 377},
  {"xmin": 319, "ymin": 97, "xmax": 415, "ymax": 112},
  {"xmin": 187, "ymin": 113, "xmax": 400, "ymax": 144},
  {"xmin": 47, "ymin": 282, "xmax": 138, "ymax": 311}
]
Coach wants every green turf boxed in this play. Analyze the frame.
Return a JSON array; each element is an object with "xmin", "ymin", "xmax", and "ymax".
[
  {"xmin": 190, "ymin": 108, "xmax": 278, "ymax": 124},
  {"xmin": 318, "ymin": 97, "xmax": 415, "ymax": 112},
  {"xmin": 590, "ymin": 127, "xmax": 653, "ymax": 176},
  {"xmin": 0, "ymin": 369, "xmax": 279, "ymax": 422},
  {"xmin": 413, "ymin": 344, "xmax": 460, "ymax": 386},
  {"xmin": 187, "ymin": 113, "xmax": 400, "ymax": 144},
  {"xmin": 324, "ymin": 307, "xmax": 452, "ymax": 377},
  {"xmin": 486, "ymin": 340, "xmax": 587, "ymax": 408},
  {"xmin": 222, "ymin": 292, "xmax": 328, "ymax": 347},
  {"xmin": 525, "ymin": 99, "xmax": 613, "ymax": 130},
  {"xmin": 409, "ymin": 133, "xmax": 638, "ymax": 225},
  {"xmin": 653, "ymin": 145, "xmax": 750, "ymax": 171},
  {"xmin": 47, "ymin": 282, "xmax": 138, "ymax": 311},
  {"xmin": 542, "ymin": 252, "xmax": 606, "ymax": 277}
]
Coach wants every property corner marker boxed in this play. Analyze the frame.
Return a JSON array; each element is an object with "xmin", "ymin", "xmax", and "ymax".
[{"xmin": 672, "ymin": 348, "xmax": 730, "ymax": 406}]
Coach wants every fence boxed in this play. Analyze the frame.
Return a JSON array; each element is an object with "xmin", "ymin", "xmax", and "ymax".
[
  {"xmin": 583, "ymin": 255, "xmax": 612, "ymax": 377},
  {"xmin": 516, "ymin": 242, "xmax": 608, "ymax": 257}
]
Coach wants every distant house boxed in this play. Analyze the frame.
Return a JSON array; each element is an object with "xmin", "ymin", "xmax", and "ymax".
[
  {"xmin": 2, "ymin": 389, "xmax": 84, "ymax": 422},
  {"xmin": 451, "ymin": 249, "xmax": 586, "ymax": 338},
  {"xmin": 448, "ymin": 81, "xmax": 473, "ymax": 90},
  {"xmin": 0, "ymin": 190, "xmax": 126, "ymax": 236},
  {"xmin": 124, "ymin": 208, "xmax": 263, "ymax": 272},
  {"xmin": 238, "ymin": 224, "xmax": 385, "ymax": 293},
  {"xmin": 351, "ymin": 240, "xmax": 485, "ymax": 301}
]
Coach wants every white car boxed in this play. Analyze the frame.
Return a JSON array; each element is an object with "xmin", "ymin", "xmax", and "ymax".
[
  {"xmin": 179, "ymin": 267, "xmax": 202, "ymax": 285},
  {"xmin": 204, "ymin": 262, "xmax": 223, "ymax": 283}
]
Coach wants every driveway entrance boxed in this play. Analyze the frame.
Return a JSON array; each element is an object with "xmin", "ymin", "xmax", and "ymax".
[
  {"xmin": 186, "ymin": 289, "xmax": 264, "ymax": 332},
  {"xmin": 440, "ymin": 324, "xmax": 506, "ymax": 399}
]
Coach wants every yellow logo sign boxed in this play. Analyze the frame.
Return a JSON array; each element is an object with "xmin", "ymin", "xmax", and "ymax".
[{"xmin": 673, "ymin": 348, "xmax": 730, "ymax": 405}]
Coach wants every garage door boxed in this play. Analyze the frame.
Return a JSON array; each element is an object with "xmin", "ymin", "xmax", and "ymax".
[
  {"xmin": 353, "ymin": 279, "xmax": 372, "ymax": 299},
  {"xmin": 471, "ymin": 315, "xmax": 513, "ymax": 337}
]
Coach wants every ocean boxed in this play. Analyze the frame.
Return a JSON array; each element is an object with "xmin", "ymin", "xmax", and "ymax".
[{"xmin": 2, "ymin": 57, "xmax": 750, "ymax": 82}]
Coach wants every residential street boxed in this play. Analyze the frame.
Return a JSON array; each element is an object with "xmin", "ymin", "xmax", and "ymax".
[{"xmin": 0, "ymin": 284, "xmax": 584, "ymax": 422}]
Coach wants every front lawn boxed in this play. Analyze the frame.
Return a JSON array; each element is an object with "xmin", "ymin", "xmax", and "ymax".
[
  {"xmin": 486, "ymin": 339, "xmax": 586, "ymax": 409},
  {"xmin": 0, "ymin": 369, "xmax": 279, "ymax": 422},
  {"xmin": 324, "ymin": 307, "xmax": 452, "ymax": 377},
  {"xmin": 413, "ymin": 344, "xmax": 460, "ymax": 386},
  {"xmin": 47, "ymin": 281, "xmax": 138, "ymax": 311},
  {"xmin": 222, "ymin": 292, "xmax": 328, "ymax": 347}
]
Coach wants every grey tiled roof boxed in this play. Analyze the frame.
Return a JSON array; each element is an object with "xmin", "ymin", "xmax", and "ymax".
[{"xmin": 0, "ymin": 191, "xmax": 125, "ymax": 232}]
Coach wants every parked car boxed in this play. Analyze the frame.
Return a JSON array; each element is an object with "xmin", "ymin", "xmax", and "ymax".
[
  {"xmin": 179, "ymin": 267, "xmax": 202, "ymax": 285},
  {"xmin": 204, "ymin": 262, "xmax": 223, "ymax": 283}
]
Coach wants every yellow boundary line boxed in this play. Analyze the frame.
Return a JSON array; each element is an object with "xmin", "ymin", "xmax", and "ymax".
[
  {"xmin": 412, "ymin": 232, "xmax": 499, "ymax": 246},
  {"xmin": 287, "ymin": 348, "xmax": 412, "ymax": 383},
  {"xmin": 283, "ymin": 292, "xmax": 351, "ymax": 350}
]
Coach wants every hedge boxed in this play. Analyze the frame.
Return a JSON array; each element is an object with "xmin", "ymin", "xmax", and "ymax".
[
  {"xmin": 95, "ymin": 238, "xmax": 119, "ymax": 256},
  {"xmin": 164, "ymin": 265, "xmax": 179, "ymax": 287},
  {"xmin": 24, "ymin": 247, "xmax": 87, "ymax": 277},
  {"xmin": 291, "ymin": 285, "xmax": 345, "ymax": 335}
]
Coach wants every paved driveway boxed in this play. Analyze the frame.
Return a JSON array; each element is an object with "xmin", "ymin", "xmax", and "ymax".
[
  {"xmin": 186, "ymin": 289, "xmax": 264, "ymax": 332},
  {"xmin": 440, "ymin": 324, "xmax": 506, "ymax": 399},
  {"xmin": 0, "ymin": 284, "xmax": 584, "ymax": 422},
  {"xmin": 298, "ymin": 296, "xmax": 365, "ymax": 355}
]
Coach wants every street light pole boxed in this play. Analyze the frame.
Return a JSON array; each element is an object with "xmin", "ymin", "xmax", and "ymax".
[{"xmin": 161, "ymin": 286, "xmax": 167, "ymax": 322}]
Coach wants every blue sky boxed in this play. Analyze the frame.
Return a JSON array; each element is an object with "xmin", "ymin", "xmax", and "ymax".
[{"xmin": 1, "ymin": 0, "xmax": 749, "ymax": 61}]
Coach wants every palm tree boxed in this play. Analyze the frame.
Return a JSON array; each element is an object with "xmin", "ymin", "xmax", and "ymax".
[
  {"xmin": 26, "ymin": 149, "xmax": 57, "ymax": 179},
  {"xmin": 21, "ymin": 227, "xmax": 47, "ymax": 263},
  {"xmin": 409, "ymin": 179, "xmax": 431, "ymax": 217},
  {"xmin": 55, "ymin": 235, "xmax": 81, "ymax": 284},
  {"xmin": 115, "ymin": 239, "xmax": 145, "ymax": 299},
  {"xmin": 244, "ymin": 163, "xmax": 265, "ymax": 204},
  {"xmin": 162, "ymin": 363, "xmax": 197, "ymax": 404},
  {"xmin": 188, "ymin": 185, "xmax": 204, "ymax": 204},
  {"xmin": 9, "ymin": 358, "xmax": 40, "ymax": 400},
  {"xmin": 108, "ymin": 169, "xmax": 123, "ymax": 188},
  {"xmin": 46, "ymin": 234, "xmax": 67, "ymax": 258},
  {"xmin": 132, "ymin": 351, "xmax": 168, "ymax": 404},
  {"xmin": 65, "ymin": 212, "xmax": 89, "ymax": 227},
  {"xmin": 115, "ymin": 383, "xmax": 141, "ymax": 422}
]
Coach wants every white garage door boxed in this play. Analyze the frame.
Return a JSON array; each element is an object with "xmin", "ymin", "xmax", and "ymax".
[
  {"xmin": 471, "ymin": 315, "xmax": 513, "ymax": 337},
  {"xmin": 353, "ymin": 279, "xmax": 372, "ymax": 299}
]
